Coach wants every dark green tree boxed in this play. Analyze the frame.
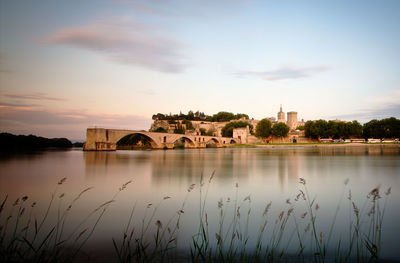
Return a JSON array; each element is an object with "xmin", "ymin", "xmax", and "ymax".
[
  {"xmin": 199, "ymin": 128, "xmax": 206, "ymax": 135},
  {"xmin": 182, "ymin": 119, "xmax": 194, "ymax": 130},
  {"xmin": 255, "ymin": 119, "xmax": 272, "ymax": 138},
  {"xmin": 221, "ymin": 121, "xmax": 253, "ymax": 137},
  {"xmin": 174, "ymin": 123, "xmax": 185, "ymax": 134},
  {"xmin": 211, "ymin": 112, "xmax": 236, "ymax": 122},
  {"xmin": 154, "ymin": 127, "xmax": 167, "ymax": 133},
  {"xmin": 272, "ymin": 123, "xmax": 290, "ymax": 138}
]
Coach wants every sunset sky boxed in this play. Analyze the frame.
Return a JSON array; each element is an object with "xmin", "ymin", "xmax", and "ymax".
[{"xmin": 1, "ymin": 0, "xmax": 399, "ymax": 140}]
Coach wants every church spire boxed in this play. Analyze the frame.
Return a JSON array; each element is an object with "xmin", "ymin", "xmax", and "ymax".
[{"xmin": 280, "ymin": 104, "xmax": 282, "ymax": 112}]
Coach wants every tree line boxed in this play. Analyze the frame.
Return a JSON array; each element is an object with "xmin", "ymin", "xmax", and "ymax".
[
  {"xmin": 304, "ymin": 117, "xmax": 400, "ymax": 139},
  {"xmin": 0, "ymin": 133, "xmax": 73, "ymax": 151},
  {"xmin": 152, "ymin": 111, "xmax": 249, "ymax": 122}
]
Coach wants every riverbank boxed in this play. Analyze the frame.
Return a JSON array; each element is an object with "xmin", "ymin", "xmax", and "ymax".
[{"xmin": 229, "ymin": 142, "xmax": 400, "ymax": 148}]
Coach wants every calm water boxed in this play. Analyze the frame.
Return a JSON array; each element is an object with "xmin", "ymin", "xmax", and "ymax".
[{"xmin": 1, "ymin": 145, "xmax": 400, "ymax": 260}]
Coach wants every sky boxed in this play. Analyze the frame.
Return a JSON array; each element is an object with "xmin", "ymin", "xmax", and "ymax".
[{"xmin": 0, "ymin": 0, "xmax": 399, "ymax": 140}]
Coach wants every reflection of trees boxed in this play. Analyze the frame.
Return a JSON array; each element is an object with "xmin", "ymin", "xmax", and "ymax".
[{"xmin": 83, "ymin": 146, "xmax": 399, "ymax": 186}]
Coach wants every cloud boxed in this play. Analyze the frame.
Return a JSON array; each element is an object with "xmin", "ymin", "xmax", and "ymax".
[
  {"xmin": 368, "ymin": 89, "xmax": 400, "ymax": 104},
  {"xmin": 0, "ymin": 102, "xmax": 40, "ymax": 108},
  {"xmin": 0, "ymin": 105, "xmax": 152, "ymax": 140},
  {"xmin": 2, "ymin": 92, "xmax": 66, "ymax": 101},
  {"xmin": 42, "ymin": 19, "xmax": 188, "ymax": 73},
  {"xmin": 329, "ymin": 104, "xmax": 400, "ymax": 123},
  {"xmin": 235, "ymin": 65, "xmax": 331, "ymax": 81}
]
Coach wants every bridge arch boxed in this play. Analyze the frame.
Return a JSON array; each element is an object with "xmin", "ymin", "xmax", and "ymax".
[
  {"xmin": 116, "ymin": 132, "xmax": 161, "ymax": 149},
  {"xmin": 173, "ymin": 136, "xmax": 195, "ymax": 148},
  {"xmin": 206, "ymin": 137, "xmax": 220, "ymax": 144}
]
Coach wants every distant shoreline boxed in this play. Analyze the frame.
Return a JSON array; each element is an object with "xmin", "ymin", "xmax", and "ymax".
[{"xmin": 255, "ymin": 143, "xmax": 400, "ymax": 148}]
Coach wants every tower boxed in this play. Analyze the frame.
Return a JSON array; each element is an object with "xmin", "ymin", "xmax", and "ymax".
[
  {"xmin": 277, "ymin": 104, "xmax": 285, "ymax": 123},
  {"xmin": 287, "ymin": 112, "xmax": 298, "ymax": 130}
]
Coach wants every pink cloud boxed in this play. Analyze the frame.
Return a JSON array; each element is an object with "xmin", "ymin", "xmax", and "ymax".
[
  {"xmin": 3, "ymin": 92, "xmax": 66, "ymax": 101},
  {"xmin": 42, "ymin": 20, "xmax": 188, "ymax": 73},
  {"xmin": 0, "ymin": 106, "xmax": 152, "ymax": 140}
]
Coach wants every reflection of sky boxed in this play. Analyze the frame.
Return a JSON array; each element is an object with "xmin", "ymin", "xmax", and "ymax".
[
  {"xmin": 1, "ymin": 1, "xmax": 400, "ymax": 139},
  {"xmin": 0, "ymin": 147, "xmax": 399, "ymax": 259}
]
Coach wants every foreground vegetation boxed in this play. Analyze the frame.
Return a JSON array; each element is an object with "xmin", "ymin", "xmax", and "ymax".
[{"xmin": 0, "ymin": 176, "xmax": 392, "ymax": 262}]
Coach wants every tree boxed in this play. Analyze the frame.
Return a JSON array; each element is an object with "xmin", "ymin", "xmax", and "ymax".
[
  {"xmin": 154, "ymin": 127, "xmax": 167, "ymax": 133},
  {"xmin": 255, "ymin": 119, "xmax": 272, "ymax": 139},
  {"xmin": 206, "ymin": 128, "xmax": 215, "ymax": 136},
  {"xmin": 199, "ymin": 128, "xmax": 206, "ymax": 135},
  {"xmin": 182, "ymin": 119, "xmax": 194, "ymax": 130},
  {"xmin": 272, "ymin": 123, "xmax": 289, "ymax": 138},
  {"xmin": 363, "ymin": 117, "xmax": 400, "ymax": 139},
  {"xmin": 221, "ymin": 121, "xmax": 253, "ymax": 137},
  {"xmin": 211, "ymin": 112, "xmax": 236, "ymax": 122},
  {"xmin": 297, "ymin": 125, "xmax": 305, "ymax": 131},
  {"xmin": 174, "ymin": 123, "xmax": 185, "ymax": 134}
]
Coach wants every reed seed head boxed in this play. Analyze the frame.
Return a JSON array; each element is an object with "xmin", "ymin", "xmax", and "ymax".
[
  {"xmin": 209, "ymin": 171, "xmax": 215, "ymax": 183},
  {"xmin": 218, "ymin": 199, "xmax": 223, "ymax": 208},
  {"xmin": 367, "ymin": 186, "xmax": 381, "ymax": 201},
  {"xmin": 279, "ymin": 211, "xmax": 284, "ymax": 221},
  {"xmin": 263, "ymin": 201, "xmax": 272, "ymax": 216},
  {"xmin": 215, "ymin": 233, "xmax": 222, "ymax": 244},
  {"xmin": 299, "ymin": 178, "xmax": 306, "ymax": 185},
  {"xmin": 58, "ymin": 177, "xmax": 67, "ymax": 185},
  {"xmin": 352, "ymin": 202, "xmax": 359, "ymax": 218},
  {"xmin": 187, "ymin": 184, "xmax": 195, "ymax": 192},
  {"xmin": 119, "ymin": 180, "xmax": 132, "ymax": 191},
  {"xmin": 287, "ymin": 208, "xmax": 294, "ymax": 216}
]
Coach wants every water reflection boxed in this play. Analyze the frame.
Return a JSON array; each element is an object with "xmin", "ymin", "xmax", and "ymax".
[
  {"xmin": 2, "ymin": 146, "xmax": 399, "ymax": 260},
  {"xmin": 83, "ymin": 146, "xmax": 400, "ymax": 183}
]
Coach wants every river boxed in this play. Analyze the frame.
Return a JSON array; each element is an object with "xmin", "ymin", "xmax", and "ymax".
[{"xmin": 1, "ymin": 145, "xmax": 399, "ymax": 261}]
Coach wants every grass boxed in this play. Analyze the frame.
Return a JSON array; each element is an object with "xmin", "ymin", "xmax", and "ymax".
[{"xmin": 0, "ymin": 175, "xmax": 392, "ymax": 263}]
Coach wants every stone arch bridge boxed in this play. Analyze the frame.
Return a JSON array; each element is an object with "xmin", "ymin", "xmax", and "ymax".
[{"xmin": 83, "ymin": 128, "xmax": 240, "ymax": 151}]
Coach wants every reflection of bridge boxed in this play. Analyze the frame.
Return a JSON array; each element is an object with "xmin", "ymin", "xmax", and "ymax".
[{"xmin": 83, "ymin": 128, "xmax": 240, "ymax": 151}]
